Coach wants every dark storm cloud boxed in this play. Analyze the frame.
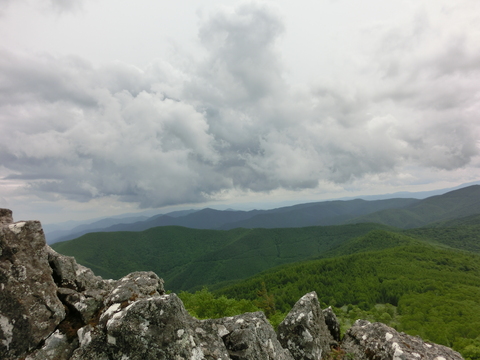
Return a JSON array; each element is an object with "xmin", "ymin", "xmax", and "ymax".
[{"xmin": 0, "ymin": 3, "xmax": 479, "ymax": 209}]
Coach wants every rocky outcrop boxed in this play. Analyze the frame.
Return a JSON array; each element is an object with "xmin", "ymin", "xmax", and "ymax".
[
  {"xmin": 209, "ymin": 312, "xmax": 294, "ymax": 360},
  {"xmin": 277, "ymin": 292, "xmax": 335, "ymax": 360},
  {"xmin": 342, "ymin": 319, "xmax": 464, "ymax": 360},
  {"xmin": 0, "ymin": 217, "xmax": 65, "ymax": 359},
  {"xmin": 0, "ymin": 209, "xmax": 465, "ymax": 359}
]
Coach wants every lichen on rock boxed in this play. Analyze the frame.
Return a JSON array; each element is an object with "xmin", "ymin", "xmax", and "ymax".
[
  {"xmin": 0, "ymin": 214, "xmax": 65, "ymax": 359},
  {"xmin": 342, "ymin": 319, "xmax": 464, "ymax": 360}
]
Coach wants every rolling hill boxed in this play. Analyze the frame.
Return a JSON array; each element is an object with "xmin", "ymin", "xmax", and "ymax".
[
  {"xmin": 49, "ymin": 184, "xmax": 480, "ymax": 246},
  {"xmin": 50, "ymin": 197, "xmax": 418, "ymax": 244},
  {"xmin": 51, "ymin": 222, "xmax": 394, "ymax": 291},
  {"xmin": 348, "ymin": 185, "xmax": 480, "ymax": 228},
  {"xmin": 214, "ymin": 236, "xmax": 480, "ymax": 358}
]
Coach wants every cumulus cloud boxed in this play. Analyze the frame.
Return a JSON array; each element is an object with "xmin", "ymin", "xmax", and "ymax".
[{"xmin": 0, "ymin": 2, "xmax": 479, "ymax": 210}]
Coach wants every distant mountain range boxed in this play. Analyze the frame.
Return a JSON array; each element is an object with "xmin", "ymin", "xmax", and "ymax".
[
  {"xmin": 45, "ymin": 183, "xmax": 480, "ymax": 244},
  {"xmin": 52, "ymin": 185, "xmax": 480, "ymax": 290},
  {"xmin": 46, "ymin": 198, "xmax": 416, "ymax": 243}
]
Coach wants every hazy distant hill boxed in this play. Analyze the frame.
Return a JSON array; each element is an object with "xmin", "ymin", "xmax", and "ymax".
[
  {"xmin": 218, "ymin": 198, "xmax": 418, "ymax": 229},
  {"xmin": 348, "ymin": 185, "xmax": 480, "ymax": 228},
  {"xmin": 51, "ymin": 197, "xmax": 418, "ymax": 244},
  {"xmin": 46, "ymin": 209, "xmax": 198, "ymax": 244},
  {"xmin": 46, "ymin": 215, "xmax": 150, "ymax": 244},
  {"xmin": 47, "ymin": 182, "xmax": 480, "ymax": 244}
]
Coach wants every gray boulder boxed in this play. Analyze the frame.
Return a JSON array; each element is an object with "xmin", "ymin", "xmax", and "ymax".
[
  {"xmin": 47, "ymin": 247, "xmax": 115, "ymax": 325},
  {"xmin": 341, "ymin": 319, "xmax": 464, "ymax": 360},
  {"xmin": 25, "ymin": 330, "xmax": 78, "ymax": 360},
  {"xmin": 47, "ymin": 246, "xmax": 113, "ymax": 292},
  {"xmin": 72, "ymin": 293, "xmax": 231, "ymax": 360},
  {"xmin": 0, "ymin": 212, "xmax": 65, "ymax": 359},
  {"xmin": 74, "ymin": 289, "xmax": 292, "ymax": 360},
  {"xmin": 210, "ymin": 312, "xmax": 294, "ymax": 360},
  {"xmin": 103, "ymin": 271, "xmax": 164, "ymax": 307},
  {"xmin": 277, "ymin": 291, "xmax": 335, "ymax": 360}
]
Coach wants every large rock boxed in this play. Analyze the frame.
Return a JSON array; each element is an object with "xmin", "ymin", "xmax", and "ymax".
[
  {"xmin": 47, "ymin": 247, "xmax": 115, "ymax": 325},
  {"xmin": 103, "ymin": 271, "xmax": 164, "ymax": 307},
  {"xmin": 72, "ymin": 293, "xmax": 231, "ymax": 360},
  {"xmin": 342, "ymin": 319, "xmax": 464, "ymax": 360},
  {"xmin": 73, "ymin": 291, "xmax": 292, "ymax": 360},
  {"xmin": 47, "ymin": 246, "xmax": 113, "ymax": 292},
  {"xmin": 0, "ymin": 211, "xmax": 65, "ymax": 359},
  {"xmin": 210, "ymin": 312, "xmax": 294, "ymax": 360},
  {"xmin": 277, "ymin": 291, "xmax": 335, "ymax": 360}
]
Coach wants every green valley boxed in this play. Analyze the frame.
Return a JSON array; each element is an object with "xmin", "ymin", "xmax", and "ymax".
[{"xmin": 52, "ymin": 222, "xmax": 392, "ymax": 291}]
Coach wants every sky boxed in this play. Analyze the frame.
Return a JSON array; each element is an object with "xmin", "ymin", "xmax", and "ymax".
[{"xmin": 0, "ymin": 0, "xmax": 479, "ymax": 224}]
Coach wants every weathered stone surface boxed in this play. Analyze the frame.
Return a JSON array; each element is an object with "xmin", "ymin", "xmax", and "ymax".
[
  {"xmin": 25, "ymin": 330, "xmax": 78, "ymax": 360},
  {"xmin": 277, "ymin": 291, "xmax": 334, "ymax": 360},
  {"xmin": 73, "ymin": 293, "xmax": 231, "ymax": 360},
  {"xmin": 211, "ymin": 311, "xmax": 294, "ymax": 360},
  {"xmin": 47, "ymin": 246, "xmax": 113, "ymax": 292},
  {"xmin": 0, "ymin": 209, "xmax": 13, "ymax": 226},
  {"xmin": 0, "ymin": 213, "xmax": 65, "ymax": 359},
  {"xmin": 103, "ymin": 271, "xmax": 165, "ymax": 307},
  {"xmin": 74, "ymin": 294, "xmax": 292, "ymax": 360},
  {"xmin": 342, "ymin": 319, "xmax": 464, "ymax": 360},
  {"xmin": 323, "ymin": 306, "xmax": 341, "ymax": 342},
  {"xmin": 47, "ymin": 246, "xmax": 114, "ymax": 325}
]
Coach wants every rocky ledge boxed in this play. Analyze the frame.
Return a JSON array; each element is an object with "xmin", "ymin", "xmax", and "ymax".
[{"xmin": 0, "ymin": 209, "xmax": 464, "ymax": 359}]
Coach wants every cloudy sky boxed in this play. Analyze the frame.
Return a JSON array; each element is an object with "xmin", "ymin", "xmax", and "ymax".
[{"xmin": 1, "ymin": 0, "xmax": 479, "ymax": 224}]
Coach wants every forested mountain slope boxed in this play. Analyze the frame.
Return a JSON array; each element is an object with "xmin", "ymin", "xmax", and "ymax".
[
  {"xmin": 52, "ymin": 222, "xmax": 393, "ymax": 291},
  {"xmin": 215, "ymin": 238, "xmax": 480, "ymax": 358},
  {"xmin": 349, "ymin": 185, "xmax": 480, "ymax": 228}
]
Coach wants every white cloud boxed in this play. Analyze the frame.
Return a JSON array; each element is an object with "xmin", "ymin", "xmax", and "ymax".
[{"xmin": 0, "ymin": 1, "xmax": 479, "ymax": 216}]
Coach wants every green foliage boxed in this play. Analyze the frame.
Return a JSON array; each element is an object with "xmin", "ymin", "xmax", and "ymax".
[
  {"xmin": 334, "ymin": 303, "xmax": 400, "ymax": 334},
  {"xmin": 216, "ymin": 241, "xmax": 480, "ymax": 358},
  {"xmin": 459, "ymin": 337, "xmax": 480, "ymax": 360},
  {"xmin": 405, "ymin": 219, "xmax": 480, "ymax": 254},
  {"xmin": 52, "ymin": 223, "xmax": 390, "ymax": 292},
  {"xmin": 178, "ymin": 287, "xmax": 287, "ymax": 329},
  {"xmin": 254, "ymin": 282, "xmax": 276, "ymax": 317},
  {"xmin": 178, "ymin": 288, "xmax": 259, "ymax": 319}
]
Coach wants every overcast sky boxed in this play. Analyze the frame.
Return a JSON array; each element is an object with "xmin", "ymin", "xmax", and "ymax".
[{"xmin": 1, "ymin": 0, "xmax": 479, "ymax": 224}]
